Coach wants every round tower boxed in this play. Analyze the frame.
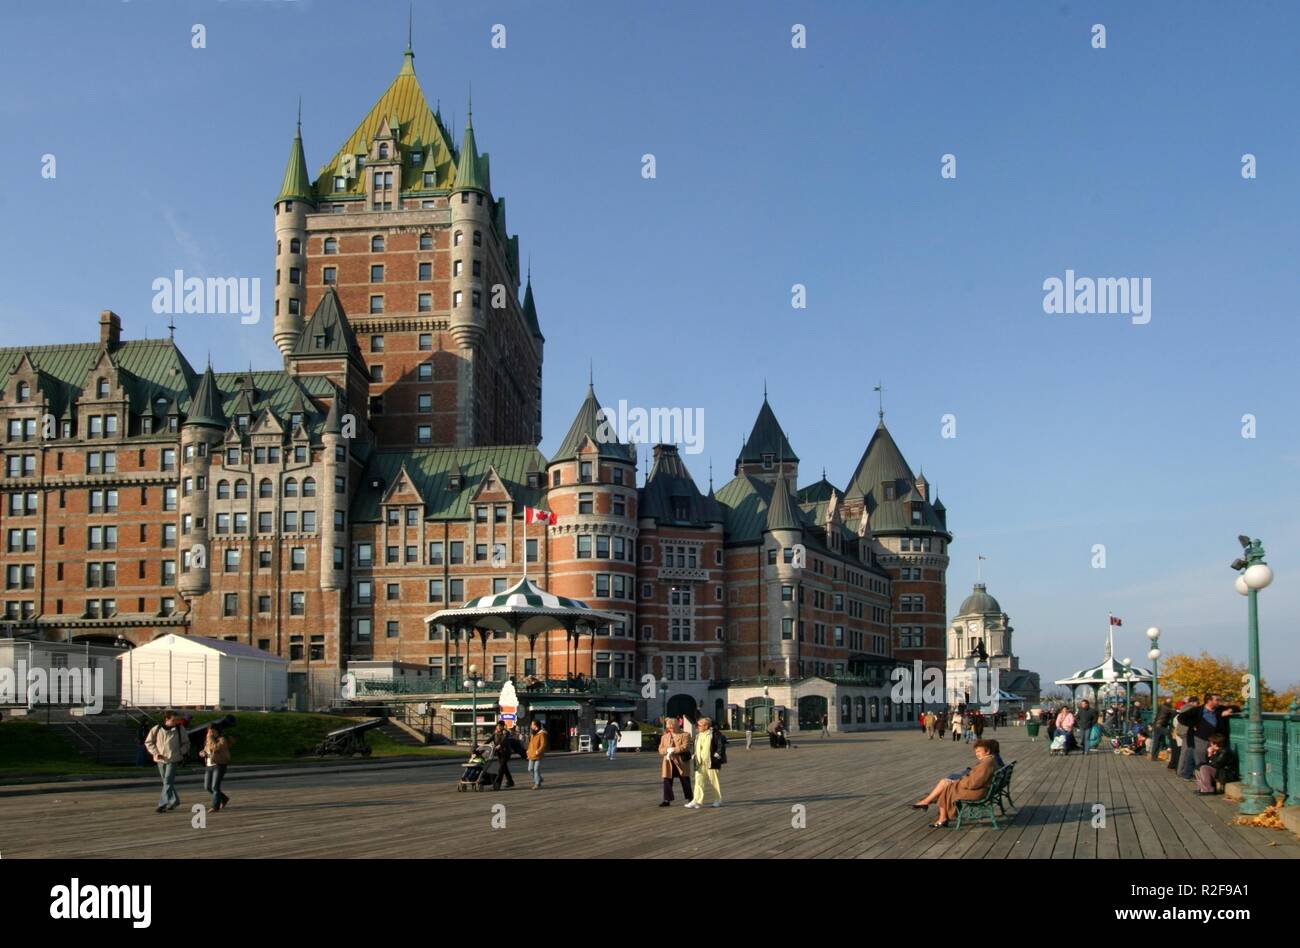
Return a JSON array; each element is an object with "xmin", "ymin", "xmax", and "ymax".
[
  {"xmin": 448, "ymin": 109, "xmax": 490, "ymax": 352},
  {"xmin": 273, "ymin": 117, "xmax": 315, "ymax": 357},
  {"xmin": 178, "ymin": 365, "xmax": 227, "ymax": 599},
  {"xmin": 319, "ymin": 396, "xmax": 347, "ymax": 592}
]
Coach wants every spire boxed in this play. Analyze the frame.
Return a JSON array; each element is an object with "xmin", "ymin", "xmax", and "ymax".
[
  {"xmin": 738, "ymin": 398, "xmax": 798, "ymax": 465},
  {"xmin": 453, "ymin": 99, "xmax": 486, "ymax": 192},
  {"xmin": 764, "ymin": 467, "xmax": 802, "ymax": 532},
  {"xmin": 323, "ymin": 393, "xmax": 343, "ymax": 435},
  {"xmin": 400, "ymin": 6, "xmax": 416, "ymax": 77},
  {"xmin": 185, "ymin": 364, "xmax": 226, "ymax": 430},
  {"xmin": 276, "ymin": 107, "xmax": 314, "ymax": 206},
  {"xmin": 521, "ymin": 272, "xmax": 544, "ymax": 341},
  {"xmin": 873, "ymin": 381, "xmax": 885, "ymax": 424}
]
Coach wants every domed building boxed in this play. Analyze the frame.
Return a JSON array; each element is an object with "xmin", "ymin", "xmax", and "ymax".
[{"xmin": 944, "ymin": 582, "xmax": 1040, "ymax": 709}]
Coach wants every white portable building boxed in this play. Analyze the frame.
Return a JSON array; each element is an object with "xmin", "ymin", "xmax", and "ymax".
[{"xmin": 117, "ymin": 634, "xmax": 288, "ymax": 710}]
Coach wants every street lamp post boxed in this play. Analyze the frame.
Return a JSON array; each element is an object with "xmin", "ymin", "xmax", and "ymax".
[
  {"xmin": 1146, "ymin": 627, "xmax": 1161, "ymax": 731},
  {"xmin": 468, "ymin": 663, "xmax": 485, "ymax": 748},
  {"xmin": 1232, "ymin": 536, "xmax": 1274, "ymax": 815}
]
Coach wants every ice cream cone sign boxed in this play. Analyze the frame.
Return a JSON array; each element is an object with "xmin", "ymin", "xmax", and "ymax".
[{"xmin": 499, "ymin": 679, "xmax": 519, "ymax": 727}]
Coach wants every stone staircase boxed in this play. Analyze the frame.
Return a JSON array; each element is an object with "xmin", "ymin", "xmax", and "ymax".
[{"xmin": 56, "ymin": 711, "xmax": 152, "ymax": 766}]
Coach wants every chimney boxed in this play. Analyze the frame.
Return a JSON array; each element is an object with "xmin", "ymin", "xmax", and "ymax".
[
  {"xmin": 99, "ymin": 310, "xmax": 122, "ymax": 351},
  {"xmin": 652, "ymin": 443, "xmax": 678, "ymax": 462}
]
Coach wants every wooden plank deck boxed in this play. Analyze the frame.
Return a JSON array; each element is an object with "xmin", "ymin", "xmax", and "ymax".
[{"xmin": 0, "ymin": 727, "xmax": 1296, "ymax": 859}]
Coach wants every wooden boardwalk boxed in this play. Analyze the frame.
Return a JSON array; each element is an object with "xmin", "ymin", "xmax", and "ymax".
[{"xmin": 1, "ymin": 727, "xmax": 1296, "ymax": 859}]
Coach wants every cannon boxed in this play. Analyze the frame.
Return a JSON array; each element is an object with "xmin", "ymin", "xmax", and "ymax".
[{"xmin": 314, "ymin": 716, "xmax": 387, "ymax": 757}]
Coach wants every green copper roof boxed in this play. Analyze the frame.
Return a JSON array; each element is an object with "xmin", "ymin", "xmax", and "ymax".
[
  {"xmin": 738, "ymin": 398, "xmax": 798, "ymax": 466},
  {"xmin": 551, "ymin": 385, "xmax": 635, "ymax": 463},
  {"xmin": 276, "ymin": 128, "xmax": 315, "ymax": 205},
  {"xmin": 957, "ymin": 583, "xmax": 1002, "ymax": 617},
  {"xmin": 312, "ymin": 52, "xmax": 458, "ymax": 197},
  {"xmin": 521, "ymin": 277, "xmax": 544, "ymax": 341},
  {"xmin": 452, "ymin": 114, "xmax": 487, "ymax": 192},
  {"xmin": 185, "ymin": 364, "xmax": 227, "ymax": 429},
  {"xmin": 796, "ymin": 477, "xmax": 839, "ymax": 505},
  {"xmin": 764, "ymin": 473, "xmax": 803, "ymax": 532},
  {"xmin": 844, "ymin": 421, "xmax": 949, "ymax": 536},
  {"xmin": 292, "ymin": 288, "xmax": 361, "ymax": 362},
  {"xmin": 640, "ymin": 445, "xmax": 722, "ymax": 525},
  {"xmin": 351, "ymin": 445, "xmax": 549, "ymax": 522},
  {"xmin": 715, "ymin": 474, "xmax": 803, "ymax": 543}
]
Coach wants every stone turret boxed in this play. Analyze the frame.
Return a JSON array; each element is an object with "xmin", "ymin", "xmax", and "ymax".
[
  {"xmin": 273, "ymin": 113, "xmax": 316, "ymax": 358},
  {"xmin": 449, "ymin": 106, "xmax": 490, "ymax": 445},
  {"xmin": 178, "ymin": 365, "xmax": 226, "ymax": 598},
  {"xmin": 319, "ymin": 393, "xmax": 347, "ymax": 591}
]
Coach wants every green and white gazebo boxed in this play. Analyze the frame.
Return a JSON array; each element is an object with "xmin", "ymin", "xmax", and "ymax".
[
  {"xmin": 1055, "ymin": 627, "xmax": 1153, "ymax": 705},
  {"xmin": 424, "ymin": 576, "xmax": 623, "ymax": 681}
]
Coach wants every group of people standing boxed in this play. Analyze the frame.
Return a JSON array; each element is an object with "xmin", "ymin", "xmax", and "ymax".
[
  {"xmin": 487, "ymin": 718, "xmax": 549, "ymax": 789},
  {"xmin": 1153, "ymin": 693, "xmax": 1239, "ymax": 795},
  {"xmin": 142, "ymin": 709, "xmax": 232, "ymax": 814},
  {"xmin": 922, "ymin": 708, "xmax": 990, "ymax": 743},
  {"xmin": 658, "ymin": 716, "xmax": 727, "ymax": 808}
]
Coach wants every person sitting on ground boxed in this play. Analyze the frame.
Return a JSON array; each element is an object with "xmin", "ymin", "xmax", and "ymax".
[
  {"xmin": 911, "ymin": 739, "xmax": 999, "ymax": 828},
  {"xmin": 1195, "ymin": 733, "xmax": 1239, "ymax": 795}
]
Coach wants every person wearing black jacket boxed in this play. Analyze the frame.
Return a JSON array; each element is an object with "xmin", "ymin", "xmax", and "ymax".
[
  {"xmin": 1075, "ymin": 700, "xmax": 1098, "ymax": 754},
  {"xmin": 1176, "ymin": 694, "xmax": 1234, "ymax": 776},
  {"xmin": 491, "ymin": 723, "xmax": 520, "ymax": 790},
  {"xmin": 1195, "ymin": 733, "xmax": 1239, "ymax": 794},
  {"xmin": 1150, "ymin": 700, "xmax": 1175, "ymax": 762}
]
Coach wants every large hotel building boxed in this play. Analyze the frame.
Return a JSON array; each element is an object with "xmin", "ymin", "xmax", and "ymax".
[{"xmin": 0, "ymin": 46, "xmax": 953, "ymax": 739}]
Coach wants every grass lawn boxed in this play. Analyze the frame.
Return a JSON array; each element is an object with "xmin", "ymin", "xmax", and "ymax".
[{"xmin": 0, "ymin": 713, "xmax": 461, "ymax": 780}]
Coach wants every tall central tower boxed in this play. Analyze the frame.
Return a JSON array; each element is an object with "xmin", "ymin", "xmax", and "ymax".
[{"xmin": 270, "ymin": 42, "xmax": 543, "ymax": 450}]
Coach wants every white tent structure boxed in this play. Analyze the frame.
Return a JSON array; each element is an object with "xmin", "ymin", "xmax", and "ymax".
[{"xmin": 118, "ymin": 634, "xmax": 288, "ymax": 710}]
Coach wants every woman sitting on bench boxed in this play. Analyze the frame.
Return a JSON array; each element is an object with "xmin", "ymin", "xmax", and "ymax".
[{"xmin": 910, "ymin": 739, "xmax": 999, "ymax": 828}]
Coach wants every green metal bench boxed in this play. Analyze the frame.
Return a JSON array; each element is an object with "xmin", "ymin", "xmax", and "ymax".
[
  {"xmin": 955, "ymin": 764, "xmax": 1010, "ymax": 829},
  {"xmin": 995, "ymin": 760, "xmax": 1017, "ymax": 815}
]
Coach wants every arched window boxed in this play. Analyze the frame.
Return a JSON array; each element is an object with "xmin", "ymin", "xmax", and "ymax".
[
  {"xmin": 259, "ymin": 478, "xmax": 273, "ymax": 499},
  {"xmin": 301, "ymin": 477, "xmax": 316, "ymax": 497},
  {"xmin": 233, "ymin": 479, "xmax": 248, "ymax": 499},
  {"xmin": 371, "ymin": 235, "xmax": 384, "ymax": 252},
  {"xmin": 453, "ymin": 230, "xmax": 463, "ymax": 247},
  {"xmin": 290, "ymin": 238, "xmax": 301, "ymax": 254},
  {"xmin": 323, "ymin": 237, "xmax": 337, "ymax": 255},
  {"xmin": 378, "ymin": 143, "xmax": 389, "ymax": 159},
  {"xmin": 216, "ymin": 480, "xmax": 230, "ymax": 500},
  {"xmin": 284, "ymin": 477, "xmax": 298, "ymax": 497}
]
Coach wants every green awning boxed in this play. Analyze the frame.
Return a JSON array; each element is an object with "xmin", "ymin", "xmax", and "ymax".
[
  {"xmin": 594, "ymin": 701, "xmax": 637, "ymax": 712},
  {"xmin": 524, "ymin": 699, "xmax": 582, "ymax": 711},
  {"xmin": 440, "ymin": 699, "xmax": 501, "ymax": 709}
]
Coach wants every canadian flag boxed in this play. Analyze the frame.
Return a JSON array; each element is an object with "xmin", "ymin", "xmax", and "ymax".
[
  {"xmin": 1109, "ymin": 615, "xmax": 1123, "ymax": 627},
  {"xmin": 525, "ymin": 507, "xmax": 556, "ymax": 525}
]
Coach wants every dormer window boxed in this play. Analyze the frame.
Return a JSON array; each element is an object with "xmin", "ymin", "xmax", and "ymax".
[
  {"xmin": 290, "ymin": 413, "xmax": 302, "ymax": 430},
  {"xmin": 237, "ymin": 415, "xmax": 250, "ymax": 431},
  {"xmin": 16, "ymin": 381, "xmax": 30, "ymax": 402},
  {"xmin": 449, "ymin": 474, "xmax": 463, "ymax": 490},
  {"xmin": 423, "ymin": 172, "xmax": 435, "ymax": 188},
  {"xmin": 884, "ymin": 483, "xmax": 896, "ymax": 500},
  {"xmin": 762, "ymin": 453, "xmax": 774, "ymax": 470},
  {"xmin": 378, "ymin": 143, "xmax": 389, "ymax": 159},
  {"xmin": 411, "ymin": 150, "xmax": 423, "ymax": 166},
  {"xmin": 96, "ymin": 378, "xmax": 109, "ymax": 398},
  {"xmin": 579, "ymin": 461, "xmax": 592, "ymax": 483},
  {"xmin": 334, "ymin": 176, "xmax": 345, "ymax": 192},
  {"xmin": 911, "ymin": 507, "xmax": 923, "ymax": 525}
]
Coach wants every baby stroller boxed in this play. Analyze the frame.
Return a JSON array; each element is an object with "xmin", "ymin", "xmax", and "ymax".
[
  {"xmin": 457, "ymin": 743, "xmax": 500, "ymax": 791},
  {"xmin": 1049, "ymin": 733, "xmax": 1068, "ymax": 755}
]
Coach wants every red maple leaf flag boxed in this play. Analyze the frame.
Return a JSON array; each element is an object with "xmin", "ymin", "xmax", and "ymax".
[
  {"xmin": 1109, "ymin": 615, "xmax": 1123, "ymax": 627},
  {"xmin": 525, "ymin": 507, "xmax": 556, "ymax": 525}
]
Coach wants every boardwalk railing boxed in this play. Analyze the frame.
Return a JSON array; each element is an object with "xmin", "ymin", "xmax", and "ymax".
[
  {"xmin": 1227, "ymin": 708, "xmax": 1300, "ymax": 807},
  {"xmin": 356, "ymin": 676, "xmax": 639, "ymax": 698}
]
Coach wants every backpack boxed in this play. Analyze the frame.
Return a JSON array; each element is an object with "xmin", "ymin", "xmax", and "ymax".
[{"xmin": 712, "ymin": 730, "xmax": 728, "ymax": 767}]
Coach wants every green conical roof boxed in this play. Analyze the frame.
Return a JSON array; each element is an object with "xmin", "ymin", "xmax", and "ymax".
[
  {"xmin": 764, "ymin": 471, "xmax": 803, "ymax": 532},
  {"xmin": 551, "ymin": 385, "xmax": 635, "ymax": 463},
  {"xmin": 738, "ymin": 397, "xmax": 798, "ymax": 465},
  {"xmin": 322, "ymin": 391, "xmax": 343, "ymax": 435},
  {"xmin": 453, "ymin": 113, "xmax": 486, "ymax": 192},
  {"xmin": 522, "ymin": 277, "xmax": 544, "ymax": 341},
  {"xmin": 292, "ymin": 288, "xmax": 361, "ymax": 361},
  {"xmin": 186, "ymin": 364, "xmax": 227, "ymax": 430},
  {"xmin": 276, "ymin": 126, "xmax": 314, "ymax": 206}
]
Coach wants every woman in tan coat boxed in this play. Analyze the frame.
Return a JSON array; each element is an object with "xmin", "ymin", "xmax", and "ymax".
[
  {"xmin": 658, "ymin": 718, "xmax": 692, "ymax": 806},
  {"xmin": 930, "ymin": 739, "xmax": 997, "ymax": 827}
]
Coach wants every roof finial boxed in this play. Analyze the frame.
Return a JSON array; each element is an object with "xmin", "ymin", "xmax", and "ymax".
[
  {"xmin": 296, "ymin": 96, "xmax": 302, "ymax": 136},
  {"xmin": 588, "ymin": 359, "xmax": 593, "ymax": 391},
  {"xmin": 167, "ymin": 315, "xmax": 176, "ymax": 341},
  {"xmin": 709, "ymin": 458, "xmax": 714, "ymax": 491},
  {"xmin": 407, "ymin": 1, "xmax": 413, "ymax": 53},
  {"xmin": 763, "ymin": 379, "xmax": 768, "ymax": 402},
  {"xmin": 873, "ymin": 381, "xmax": 885, "ymax": 422},
  {"xmin": 527, "ymin": 255, "xmax": 531, "ymax": 283}
]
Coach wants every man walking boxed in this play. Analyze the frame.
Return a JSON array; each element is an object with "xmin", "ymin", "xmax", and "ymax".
[
  {"xmin": 685, "ymin": 717, "xmax": 725, "ymax": 809},
  {"xmin": 145, "ymin": 710, "xmax": 190, "ymax": 813},
  {"xmin": 1076, "ymin": 699, "xmax": 1097, "ymax": 755},
  {"xmin": 1176, "ymin": 696, "xmax": 1200, "ymax": 779},
  {"xmin": 1150, "ymin": 698, "xmax": 1174, "ymax": 762},
  {"xmin": 820, "ymin": 712, "xmax": 830, "ymax": 739},
  {"xmin": 603, "ymin": 718, "xmax": 621, "ymax": 760},
  {"xmin": 745, "ymin": 716, "xmax": 754, "ymax": 750},
  {"xmin": 526, "ymin": 718, "xmax": 547, "ymax": 789}
]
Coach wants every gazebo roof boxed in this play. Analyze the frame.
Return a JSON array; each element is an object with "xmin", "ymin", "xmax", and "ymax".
[
  {"xmin": 1055, "ymin": 626, "xmax": 1154, "ymax": 687},
  {"xmin": 424, "ymin": 576, "xmax": 623, "ymax": 638}
]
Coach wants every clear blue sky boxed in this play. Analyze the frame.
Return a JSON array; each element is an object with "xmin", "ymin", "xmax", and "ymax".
[{"xmin": 1, "ymin": 1, "xmax": 1296, "ymax": 688}]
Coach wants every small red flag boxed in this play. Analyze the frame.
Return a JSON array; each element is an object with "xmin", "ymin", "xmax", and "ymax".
[
  {"xmin": 525, "ymin": 506, "xmax": 556, "ymax": 525},
  {"xmin": 1109, "ymin": 616, "xmax": 1123, "ymax": 626}
]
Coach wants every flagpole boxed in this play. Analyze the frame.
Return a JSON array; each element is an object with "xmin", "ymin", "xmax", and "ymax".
[{"xmin": 523, "ymin": 513, "xmax": 528, "ymax": 581}]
